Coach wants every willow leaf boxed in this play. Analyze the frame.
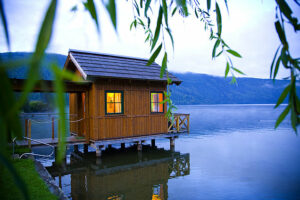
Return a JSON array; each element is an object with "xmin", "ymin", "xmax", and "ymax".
[
  {"xmin": 215, "ymin": 2, "xmax": 222, "ymax": 36},
  {"xmin": 225, "ymin": 62, "xmax": 230, "ymax": 78},
  {"xmin": 52, "ymin": 64, "xmax": 66, "ymax": 162},
  {"xmin": 144, "ymin": 0, "xmax": 151, "ymax": 17},
  {"xmin": 275, "ymin": 20, "xmax": 287, "ymax": 46},
  {"xmin": 275, "ymin": 104, "xmax": 291, "ymax": 128},
  {"xmin": 162, "ymin": 0, "xmax": 168, "ymax": 27},
  {"xmin": 160, "ymin": 52, "xmax": 168, "ymax": 78},
  {"xmin": 230, "ymin": 76, "xmax": 237, "ymax": 85},
  {"xmin": 273, "ymin": 56, "xmax": 282, "ymax": 79},
  {"xmin": 275, "ymin": 84, "xmax": 291, "ymax": 108},
  {"xmin": 14, "ymin": 0, "xmax": 57, "ymax": 113},
  {"xmin": 105, "ymin": 0, "xmax": 117, "ymax": 30},
  {"xmin": 207, "ymin": 0, "xmax": 211, "ymax": 11},
  {"xmin": 172, "ymin": 7, "xmax": 177, "ymax": 16},
  {"xmin": 147, "ymin": 43, "xmax": 162, "ymax": 66},
  {"xmin": 276, "ymin": 0, "xmax": 293, "ymax": 21},
  {"xmin": 270, "ymin": 45, "xmax": 281, "ymax": 78},
  {"xmin": 176, "ymin": 0, "xmax": 188, "ymax": 16},
  {"xmin": 0, "ymin": 0, "xmax": 10, "ymax": 50},
  {"xmin": 226, "ymin": 49, "xmax": 242, "ymax": 58},
  {"xmin": 166, "ymin": 27, "xmax": 174, "ymax": 50},
  {"xmin": 212, "ymin": 39, "xmax": 220, "ymax": 58},
  {"xmin": 133, "ymin": 0, "xmax": 140, "ymax": 16},
  {"xmin": 84, "ymin": 0, "xmax": 99, "ymax": 32},
  {"xmin": 151, "ymin": 6, "xmax": 163, "ymax": 51}
]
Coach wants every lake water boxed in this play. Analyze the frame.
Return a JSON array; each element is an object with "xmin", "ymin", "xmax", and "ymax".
[{"xmin": 34, "ymin": 105, "xmax": 300, "ymax": 200}]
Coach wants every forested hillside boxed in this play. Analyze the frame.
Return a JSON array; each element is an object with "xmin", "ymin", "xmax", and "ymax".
[{"xmin": 1, "ymin": 52, "xmax": 294, "ymax": 105}]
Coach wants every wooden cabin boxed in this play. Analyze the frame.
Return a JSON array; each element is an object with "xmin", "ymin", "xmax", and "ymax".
[{"xmin": 64, "ymin": 49, "xmax": 185, "ymax": 142}]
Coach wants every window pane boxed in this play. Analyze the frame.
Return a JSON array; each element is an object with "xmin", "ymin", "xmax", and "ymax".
[
  {"xmin": 107, "ymin": 103, "xmax": 114, "ymax": 113},
  {"xmin": 151, "ymin": 103, "xmax": 159, "ymax": 112},
  {"xmin": 151, "ymin": 102, "xmax": 155, "ymax": 112},
  {"xmin": 151, "ymin": 93, "xmax": 157, "ymax": 103},
  {"xmin": 114, "ymin": 93, "xmax": 122, "ymax": 102},
  {"xmin": 115, "ymin": 103, "xmax": 122, "ymax": 113},
  {"xmin": 158, "ymin": 93, "xmax": 163, "ymax": 103},
  {"xmin": 107, "ymin": 93, "xmax": 114, "ymax": 103},
  {"xmin": 158, "ymin": 103, "xmax": 163, "ymax": 112}
]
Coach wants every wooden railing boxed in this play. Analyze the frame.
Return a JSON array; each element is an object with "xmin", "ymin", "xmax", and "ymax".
[{"xmin": 168, "ymin": 113, "xmax": 190, "ymax": 133}]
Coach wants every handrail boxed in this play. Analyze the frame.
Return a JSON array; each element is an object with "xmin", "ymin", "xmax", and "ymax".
[
  {"xmin": 168, "ymin": 113, "xmax": 190, "ymax": 133},
  {"xmin": 19, "ymin": 137, "xmax": 55, "ymax": 158}
]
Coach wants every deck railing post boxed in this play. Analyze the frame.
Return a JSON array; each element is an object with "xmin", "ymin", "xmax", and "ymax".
[
  {"xmin": 52, "ymin": 117, "xmax": 55, "ymax": 139},
  {"xmin": 187, "ymin": 115, "xmax": 190, "ymax": 133},
  {"xmin": 28, "ymin": 119, "xmax": 31, "ymax": 149},
  {"xmin": 25, "ymin": 119, "xmax": 28, "ymax": 137},
  {"xmin": 176, "ymin": 116, "xmax": 179, "ymax": 133}
]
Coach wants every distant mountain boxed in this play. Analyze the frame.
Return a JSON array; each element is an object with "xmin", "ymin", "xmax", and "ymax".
[
  {"xmin": 170, "ymin": 73, "xmax": 293, "ymax": 105},
  {"xmin": 1, "ymin": 52, "xmax": 295, "ymax": 105}
]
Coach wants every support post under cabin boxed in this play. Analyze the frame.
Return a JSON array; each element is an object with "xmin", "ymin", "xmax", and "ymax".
[
  {"xmin": 121, "ymin": 143, "xmax": 125, "ymax": 150},
  {"xmin": 170, "ymin": 137, "xmax": 175, "ymax": 151},
  {"xmin": 137, "ymin": 141, "xmax": 142, "ymax": 151},
  {"xmin": 84, "ymin": 144, "xmax": 88, "ymax": 154},
  {"xmin": 96, "ymin": 145, "xmax": 104, "ymax": 157},
  {"xmin": 74, "ymin": 145, "xmax": 79, "ymax": 153},
  {"xmin": 151, "ymin": 139, "xmax": 156, "ymax": 147}
]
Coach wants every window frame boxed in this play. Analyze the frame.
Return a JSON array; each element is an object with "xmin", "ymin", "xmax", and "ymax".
[
  {"xmin": 105, "ymin": 90, "xmax": 124, "ymax": 115},
  {"xmin": 150, "ymin": 91, "xmax": 164, "ymax": 114}
]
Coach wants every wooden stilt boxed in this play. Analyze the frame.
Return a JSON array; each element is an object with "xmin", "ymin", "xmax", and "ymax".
[
  {"xmin": 96, "ymin": 147, "xmax": 102, "ymax": 157},
  {"xmin": 170, "ymin": 137, "xmax": 175, "ymax": 151},
  {"xmin": 151, "ymin": 139, "xmax": 156, "ymax": 147},
  {"xmin": 84, "ymin": 144, "xmax": 88, "ymax": 153},
  {"xmin": 90, "ymin": 143, "xmax": 103, "ymax": 157},
  {"xmin": 108, "ymin": 144, "xmax": 112, "ymax": 149},
  {"xmin": 137, "ymin": 141, "xmax": 142, "ymax": 151},
  {"xmin": 74, "ymin": 145, "xmax": 79, "ymax": 152},
  {"xmin": 121, "ymin": 143, "xmax": 125, "ymax": 149}
]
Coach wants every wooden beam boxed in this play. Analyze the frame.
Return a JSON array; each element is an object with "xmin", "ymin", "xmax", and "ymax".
[{"xmin": 11, "ymin": 79, "xmax": 91, "ymax": 93}]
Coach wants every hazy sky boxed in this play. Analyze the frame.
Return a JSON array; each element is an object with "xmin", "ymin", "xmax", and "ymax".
[{"xmin": 0, "ymin": 0, "xmax": 299, "ymax": 78}]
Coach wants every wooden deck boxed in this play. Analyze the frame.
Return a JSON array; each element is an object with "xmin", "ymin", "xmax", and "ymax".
[
  {"xmin": 16, "ymin": 136, "xmax": 87, "ymax": 147},
  {"xmin": 17, "ymin": 113, "xmax": 189, "ymax": 149}
]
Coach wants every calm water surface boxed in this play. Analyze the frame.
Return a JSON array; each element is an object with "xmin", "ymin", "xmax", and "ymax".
[{"xmin": 35, "ymin": 105, "xmax": 300, "ymax": 200}]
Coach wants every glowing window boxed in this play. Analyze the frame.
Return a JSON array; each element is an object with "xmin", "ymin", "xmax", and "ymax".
[
  {"xmin": 105, "ymin": 91, "xmax": 123, "ymax": 114},
  {"xmin": 151, "ymin": 92, "xmax": 164, "ymax": 113}
]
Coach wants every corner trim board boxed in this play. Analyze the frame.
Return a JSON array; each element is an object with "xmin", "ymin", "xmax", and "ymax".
[{"xmin": 69, "ymin": 52, "xmax": 87, "ymax": 80}]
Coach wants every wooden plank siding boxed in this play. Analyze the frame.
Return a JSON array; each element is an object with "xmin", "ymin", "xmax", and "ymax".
[
  {"xmin": 70, "ymin": 78, "xmax": 168, "ymax": 141},
  {"xmin": 92, "ymin": 79, "xmax": 168, "ymax": 140}
]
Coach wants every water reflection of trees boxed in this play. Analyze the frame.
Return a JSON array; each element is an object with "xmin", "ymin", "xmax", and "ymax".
[{"xmin": 46, "ymin": 146, "xmax": 190, "ymax": 200}]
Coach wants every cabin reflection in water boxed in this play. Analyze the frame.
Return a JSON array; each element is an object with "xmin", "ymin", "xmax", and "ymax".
[{"xmin": 46, "ymin": 146, "xmax": 190, "ymax": 200}]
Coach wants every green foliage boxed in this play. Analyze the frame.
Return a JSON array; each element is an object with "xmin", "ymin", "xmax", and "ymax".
[
  {"xmin": 0, "ymin": 0, "xmax": 299, "ymax": 197},
  {"xmin": 84, "ymin": 0, "xmax": 99, "ymax": 32},
  {"xmin": 0, "ymin": 0, "xmax": 10, "ymax": 50},
  {"xmin": 23, "ymin": 100, "xmax": 54, "ymax": 113},
  {"xmin": 0, "ymin": 159, "xmax": 57, "ymax": 200},
  {"xmin": 271, "ymin": 0, "xmax": 300, "ymax": 131}
]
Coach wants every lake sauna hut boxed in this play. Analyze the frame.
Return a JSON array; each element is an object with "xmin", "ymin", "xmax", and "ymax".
[{"xmin": 13, "ymin": 49, "xmax": 190, "ymax": 157}]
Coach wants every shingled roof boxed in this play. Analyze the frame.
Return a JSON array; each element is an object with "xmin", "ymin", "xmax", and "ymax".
[{"xmin": 67, "ymin": 49, "xmax": 182, "ymax": 85}]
